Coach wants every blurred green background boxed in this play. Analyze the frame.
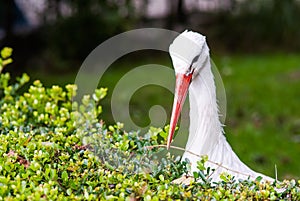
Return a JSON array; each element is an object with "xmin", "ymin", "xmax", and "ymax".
[{"xmin": 0, "ymin": 0, "xmax": 299, "ymax": 180}]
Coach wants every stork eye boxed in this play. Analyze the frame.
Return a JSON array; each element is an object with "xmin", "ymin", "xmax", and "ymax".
[
  {"xmin": 191, "ymin": 55, "xmax": 200, "ymax": 64},
  {"xmin": 187, "ymin": 54, "xmax": 199, "ymax": 75}
]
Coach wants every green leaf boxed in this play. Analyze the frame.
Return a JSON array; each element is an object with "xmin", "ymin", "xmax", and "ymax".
[
  {"xmin": 193, "ymin": 172, "xmax": 199, "ymax": 179},
  {"xmin": 196, "ymin": 160, "xmax": 206, "ymax": 171},
  {"xmin": 1, "ymin": 47, "xmax": 13, "ymax": 59},
  {"xmin": 219, "ymin": 172, "xmax": 231, "ymax": 183},
  {"xmin": 159, "ymin": 174, "xmax": 164, "ymax": 182},
  {"xmin": 255, "ymin": 176, "xmax": 263, "ymax": 182},
  {"xmin": 0, "ymin": 176, "xmax": 9, "ymax": 184},
  {"xmin": 62, "ymin": 170, "xmax": 68, "ymax": 182},
  {"xmin": 198, "ymin": 171, "xmax": 207, "ymax": 182},
  {"xmin": 93, "ymin": 88, "xmax": 107, "ymax": 102},
  {"xmin": 50, "ymin": 169, "xmax": 57, "ymax": 180},
  {"xmin": 2, "ymin": 58, "xmax": 12, "ymax": 67}
]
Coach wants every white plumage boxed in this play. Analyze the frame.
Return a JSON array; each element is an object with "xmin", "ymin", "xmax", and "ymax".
[{"xmin": 167, "ymin": 30, "xmax": 273, "ymax": 182}]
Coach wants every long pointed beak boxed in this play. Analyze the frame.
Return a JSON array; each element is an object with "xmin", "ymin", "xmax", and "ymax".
[{"xmin": 167, "ymin": 70, "xmax": 194, "ymax": 149}]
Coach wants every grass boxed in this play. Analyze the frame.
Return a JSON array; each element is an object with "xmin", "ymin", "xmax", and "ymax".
[
  {"xmin": 28, "ymin": 52, "xmax": 300, "ymax": 180},
  {"xmin": 213, "ymin": 53, "xmax": 300, "ymax": 179}
]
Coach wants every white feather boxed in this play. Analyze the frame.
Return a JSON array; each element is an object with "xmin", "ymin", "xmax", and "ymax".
[{"xmin": 170, "ymin": 30, "xmax": 273, "ymax": 182}]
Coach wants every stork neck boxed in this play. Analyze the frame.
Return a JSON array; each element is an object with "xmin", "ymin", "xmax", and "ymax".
[{"xmin": 186, "ymin": 60, "xmax": 223, "ymax": 155}]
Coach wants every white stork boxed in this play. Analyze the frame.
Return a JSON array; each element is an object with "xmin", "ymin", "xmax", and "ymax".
[{"xmin": 166, "ymin": 30, "xmax": 273, "ymax": 183}]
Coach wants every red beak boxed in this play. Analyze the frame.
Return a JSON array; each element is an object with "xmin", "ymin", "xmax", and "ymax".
[{"xmin": 167, "ymin": 70, "xmax": 194, "ymax": 149}]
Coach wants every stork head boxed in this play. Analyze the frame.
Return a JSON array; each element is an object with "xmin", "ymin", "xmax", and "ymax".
[
  {"xmin": 167, "ymin": 30, "xmax": 210, "ymax": 149},
  {"xmin": 169, "ymin": 30, "xmax": 209, "ymax": 77}
]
